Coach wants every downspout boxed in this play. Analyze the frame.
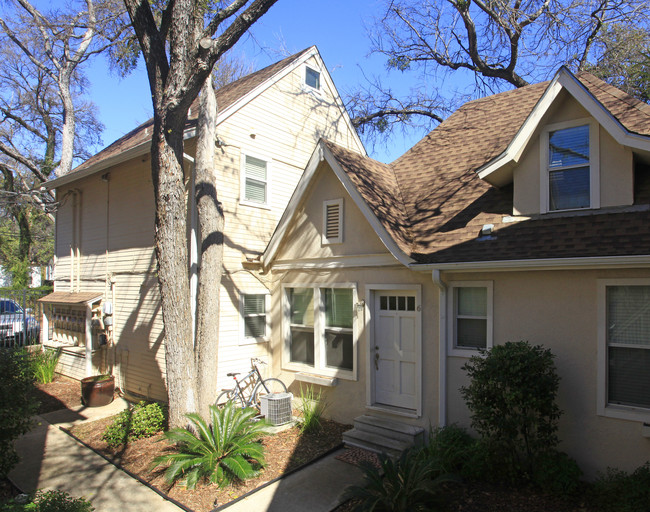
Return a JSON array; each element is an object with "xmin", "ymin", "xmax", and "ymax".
[
  {"xmin": 184, "ymin": 153, "xmax": 197, "ymax": 343},
  {"xmin": 432, "ymin": 270, "xmax": 447, "ymax": 427}
]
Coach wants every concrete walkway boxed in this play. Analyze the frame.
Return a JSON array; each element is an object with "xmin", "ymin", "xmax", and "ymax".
[
  {"xmin": 10, "ymin": 400, "xmax": 366, "ymax": 512},
  {"xmin": 9, "ymin": 399, "xmax": 184, "ymax": 512},
  {"xmin": 220, "ymin": 449, "xmax": 366, "ymax": 512}
]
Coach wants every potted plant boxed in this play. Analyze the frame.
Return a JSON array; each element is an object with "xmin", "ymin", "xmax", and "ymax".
[{"xmin": 80, "ymin": 374, "xmax": 115, "ymax": 407}]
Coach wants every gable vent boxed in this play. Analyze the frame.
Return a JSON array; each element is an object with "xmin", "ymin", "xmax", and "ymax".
[{"xmin": 323, "ymin": 198, "xmax": 343, "ymax": 244}]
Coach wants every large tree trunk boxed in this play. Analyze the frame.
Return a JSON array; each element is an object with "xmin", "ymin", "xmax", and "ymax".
[
  {"xmin": 151, "ymin": 115, "xmax": 197, "ymax": 428},
  {"xmin": 194, "ymin": 77, "xmax": 223, "ymax": 418}
]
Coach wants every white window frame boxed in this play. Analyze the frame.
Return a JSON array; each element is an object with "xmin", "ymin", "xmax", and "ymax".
[
  {"xmin": 540, "ymin": 118, "xmax": 600, "ymax": 214},
  {"xmin": 597, "ymin": 278, "xmax": 650, "ymax": 422},
  {"xmin": 281, "ymin": 282, "xmax": 358, "ymax": 380},
  {"xmin": 304, "ymin": 65, "xmax": 321, "ymax": 93},
  {"xmin": 239, "ymin": 292, "xmax": 270, "ymax": 345},
  {"xmin": 322, "ymin": 198, "xmax": 343, "ymax": 245},
  {"xmin": 447, "ymin": 281, "xmax": 493, "ymax": 357},
  {"xmin": 240, "ymin": 151, "xmax": 272, "ymax": 209}
]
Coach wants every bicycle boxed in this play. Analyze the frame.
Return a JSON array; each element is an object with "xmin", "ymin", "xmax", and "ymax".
[{"xmin": 215, "ymin": 357, "xmax": 287, "ymax": 410}]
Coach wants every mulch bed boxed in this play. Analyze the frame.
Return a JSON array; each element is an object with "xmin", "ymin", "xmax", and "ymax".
[{"xmin": 32, "ymin": 376, "xmax": 347, "ymax": 511}]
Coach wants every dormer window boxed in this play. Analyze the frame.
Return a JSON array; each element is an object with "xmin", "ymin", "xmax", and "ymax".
[
  {"xmin": 305, "ymin": 66, "xmax": 320, "ymax": 91},
  {"xmin": 540, "ymin": 119, "xmax": 599, "ymax": 213}
]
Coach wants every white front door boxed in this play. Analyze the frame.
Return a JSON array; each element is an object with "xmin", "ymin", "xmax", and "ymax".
[{"xmin": 373, "ymin": 291, "xmax": 418, "ymax": 410}]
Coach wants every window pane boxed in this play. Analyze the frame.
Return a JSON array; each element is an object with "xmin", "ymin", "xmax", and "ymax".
[
  {"xmin": 607, "ymin": 286, "xmax": 650, "ymax": 346},
  {"xmin": 245, "ymin": 155, "xmax": 267, "ymax": 180},
  {"xmin": 306, "ymin": 67, "xmax": 320, "ymax": 89},
  {"xmin": 245, "ymin": 178, "xmax": 266, "ymax": 203},
  {"xmin": 407, "ymin": 296, "xmax": 415, "ymax": 311},
  {"xmin": 325, "ymin": 330, "xmax": 353, "ymax": 370},
  {"xmin": 549, "ymin": 167, "xmax": 590, "ymax": 210},
  {"xmin": 549, "ymin": 125, "xmax": 589, "ymax": 168},
  {"xmin": 324, "ymin": 288, "xmax": 353, "ymax": 328},
  {"xmin": 290, "ymin": 327, "xmax": 314, "ymax": 365},
  {"xmin": 243, "ymin": 294, "xmax": 265, "ymax": 315},
  {"xmin": 289, "ymin": 288, "xmax": 314, "ymax": 326},
  {"xmin": 457, "ymin": 287, "xmax": 486, "ymax": 317},
  {"xmin": 380, "ymin": 296, "xmax": 388, "ymax": 310},
  {"xmin": 608, "ymin": 346, "xmax": 650, "ymax": 408},
  {"xmin": 245, "ymin": 316, "xmax": 265, "ymax": 338},
  {"xmin": 457, "ymin": 318, "xmax": 487, "ymax": 349}
]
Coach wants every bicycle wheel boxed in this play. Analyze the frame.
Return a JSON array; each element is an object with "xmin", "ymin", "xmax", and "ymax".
[
  {"xmin": 253, "ymin": 378, "xmax": 288, "ymax": 407},
  {"xmin": 215, "ymin": 389, "xmax": 244, "ymax": 409}
]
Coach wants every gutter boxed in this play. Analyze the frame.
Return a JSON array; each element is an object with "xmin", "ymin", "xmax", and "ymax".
[
  {"xmin": 411, "ymin": 254, "xmax": 650, "ymax": 273},
  {"xmin": 432, "ymin": 270, "xmax": 447, "ymax": 427}
]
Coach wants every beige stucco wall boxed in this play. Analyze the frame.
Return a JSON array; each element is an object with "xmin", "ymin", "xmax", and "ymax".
[
  {"xmin": 513, "ymin": 91, "xmax": 634, "ymax": 215},
  {"xmin": 275, "ymin": 162, "xmax": 390, "ymax": 262},
  {"xmin": 444, "ymin": 267, "xmax": 650, "ymax": 479}
]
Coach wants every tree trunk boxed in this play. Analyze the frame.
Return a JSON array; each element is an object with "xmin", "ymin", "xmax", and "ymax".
[
  {"xmin": 151, "ymin": 116, "xmax": 197, "ymax": 428},
  {"xmin": 194, "ymin": 77, "xmax": 223, "ymax": 418}
]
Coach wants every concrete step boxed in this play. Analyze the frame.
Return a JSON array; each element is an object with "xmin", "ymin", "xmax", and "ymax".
[
  {"xmin": 353, "ymin": 414, "xmax": 425, "ymax": 446},
  {"xmin": 342, "ymin": 428, "xmax": 409, "ymax": 459}
]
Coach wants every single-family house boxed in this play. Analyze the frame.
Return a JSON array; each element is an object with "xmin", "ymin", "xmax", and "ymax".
[
  {"xmin": 39, "ymin": 46, "xmax": 365, "ymax": 401},
  {"xmin": 262, "ymin": 67, "xmax": 650, "ymax": 477}
]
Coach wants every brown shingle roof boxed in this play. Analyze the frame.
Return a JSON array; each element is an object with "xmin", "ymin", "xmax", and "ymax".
[
  {"xmin": 328, "ymin": 72, "xmax": 650, "ymax": 265},
  {"xmin": 73, "ymin": 48, "xmax": 314, "ymax": 175}
]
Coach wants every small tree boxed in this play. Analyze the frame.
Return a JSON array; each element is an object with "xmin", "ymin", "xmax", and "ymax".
[{"xmin": 460, "ymin": 341, "xmax": 561, "ymax": 477}]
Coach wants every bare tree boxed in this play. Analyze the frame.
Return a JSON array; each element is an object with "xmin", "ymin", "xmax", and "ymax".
[
  {"xmin": 123, "ymin": 0, "xmax": 278, "ymax": 427},
  {"xmin": 0, "ymin": 0, "xmax": 127, "ymax": 284},
  {"xmin": 350, "ymin": 0, "xmax": 649, "ymax": 139}
]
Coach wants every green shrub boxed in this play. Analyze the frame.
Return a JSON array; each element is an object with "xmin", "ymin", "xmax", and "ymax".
[
  {"xmin": 297, "ymin": 384, "xmax": 327, "ymax": 434},
  {"xmin": 591, "ymin": 462, "xmax": 650, "ymax": 512},
  {"xmin": 153, "ymin": 402, "xmax": 268, "ymax": 489},
  {"xmin": 32, "ymin": 348, "xmax": 61, "ymax": 384},
  {"xmin": 101, "ymin": 401, "xmax": 166, "ymax": 448},
  {"xmin": 420, "ymin": 424, "xmax": 476, "ymax": 475},
  {"xmin": 460, "ymin": 341, "xmax": 561, "ymax": 480},
  {"xmin": 0, "ymin": 349, "xmax": 38, "ymax": 477},
  {"xmin": 1, "ymin": 489, "xmax": 93, "ymax": 512},
  {"xmin": 343, "ymin": 448, "xmax": 455, "ymax": 512},
  {"xmin": 532, "ymin": 450, "xmax": 582, "ymax": 496}
]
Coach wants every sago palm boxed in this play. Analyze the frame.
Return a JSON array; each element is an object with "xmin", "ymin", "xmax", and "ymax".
[{"xmin": 153, "ymin": 402, "xmax": 268, "ymax": 489}]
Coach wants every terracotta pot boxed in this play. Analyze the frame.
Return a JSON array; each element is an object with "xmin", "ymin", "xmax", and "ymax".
[{"xmin": 81, "ymin": 375, "xmax": 115, "ymax": 407}]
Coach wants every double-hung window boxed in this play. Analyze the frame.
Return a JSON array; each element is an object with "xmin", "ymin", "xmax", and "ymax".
[
  {"xmin": 598, "ymin": 280, "xmax": 650, "ymax": 420},
  {"xmin": 241, "ymin": 293, "xmax": 269, "ymax": 344},
  {"xmin": 541, "ymin": 120, "xmax": 599, "ymax": 213},
  {"xmin": 284, "ymin": 284, "xmax": 357, "ymax": 378},
  {"xmin": 448, "ymin": 282, "xmax": 493, "ymax": 356},
  {"xmin": 241, "ymin": 153, "xmax": 269, "ymax": 206}
]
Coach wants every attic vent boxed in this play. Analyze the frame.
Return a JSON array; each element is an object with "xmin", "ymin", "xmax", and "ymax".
[{"xmin": 323, "ymin": 198, "xmax": 343, "ymax": 245}]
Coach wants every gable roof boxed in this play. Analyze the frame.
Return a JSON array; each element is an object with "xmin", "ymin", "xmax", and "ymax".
[
  {"xmin": 46, "ymin": 46, "xmax": 362, "ymax": 189},
  {"xmin": 264, "ymin": 69, "xmax": 650, "ymax": 270}
]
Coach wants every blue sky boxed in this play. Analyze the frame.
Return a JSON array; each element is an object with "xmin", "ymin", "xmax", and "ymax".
[{"xmin": 86, "ymin": 0, "xmax": 425, "ymax": 163}]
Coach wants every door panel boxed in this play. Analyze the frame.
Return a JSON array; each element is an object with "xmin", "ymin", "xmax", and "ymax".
[{"xmin": 373, "ymin": 292, "xmax": 418, "ymax": 410}]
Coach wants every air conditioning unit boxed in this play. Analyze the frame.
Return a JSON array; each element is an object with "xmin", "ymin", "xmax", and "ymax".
[{"xmin": 260, "ymin": 392, "xmax": 292, "ymax": 426}]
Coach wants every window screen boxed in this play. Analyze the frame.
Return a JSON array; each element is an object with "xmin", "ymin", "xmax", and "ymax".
[
  {"xmin": 548, "ymin": 125, "xmax": 590, "ymax": 211},
  {"xmin": 607, "ymin": 286, "xmax": 650, "ymax": 409},
  {"xmin": 455, "ymin": 287, "xmax": 487, "ymax": 349},
  {"xmin": 243, "ymin": 294, "xmax": 266, "ymax": 338},
  {"xmin": 244, "ymin": 155, "xmax": 267, "ymax": 204}
]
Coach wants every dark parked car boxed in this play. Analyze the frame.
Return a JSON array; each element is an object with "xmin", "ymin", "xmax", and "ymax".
[{"xmin": 0, "ymin": 298, "xmax": 40, "ymax": 345}]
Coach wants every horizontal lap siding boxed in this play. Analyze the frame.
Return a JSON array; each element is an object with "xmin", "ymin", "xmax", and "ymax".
[{"xmin": 53, "ymin": 57, "xmax": 362, "ymax": 402}]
